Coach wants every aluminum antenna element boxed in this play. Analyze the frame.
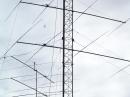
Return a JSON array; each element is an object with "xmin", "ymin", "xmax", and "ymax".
[{"xmin": 62, "ymin": 0, "xmax": 73, "ymax": 97}]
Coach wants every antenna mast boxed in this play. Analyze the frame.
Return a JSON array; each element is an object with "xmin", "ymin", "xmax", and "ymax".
[{"xmin": 62, "ymin": 0, "xmax": 73, "ymax": 97}]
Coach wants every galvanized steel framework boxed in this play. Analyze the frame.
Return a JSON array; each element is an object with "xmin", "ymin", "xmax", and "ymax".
[{"xmin": 62, "ymin": 0, "xmax": 73, "ymax": 97}]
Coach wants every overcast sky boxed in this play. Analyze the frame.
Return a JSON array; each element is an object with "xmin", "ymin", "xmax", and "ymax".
[{"xmin": 0, "ymin": 0, "xmax": 130, "ymax": 97}]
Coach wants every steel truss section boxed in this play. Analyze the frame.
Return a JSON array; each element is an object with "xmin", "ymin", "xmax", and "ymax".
[{"xmin": 63, "ymin": 0, "xmax": 73, "ymax": 97}]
